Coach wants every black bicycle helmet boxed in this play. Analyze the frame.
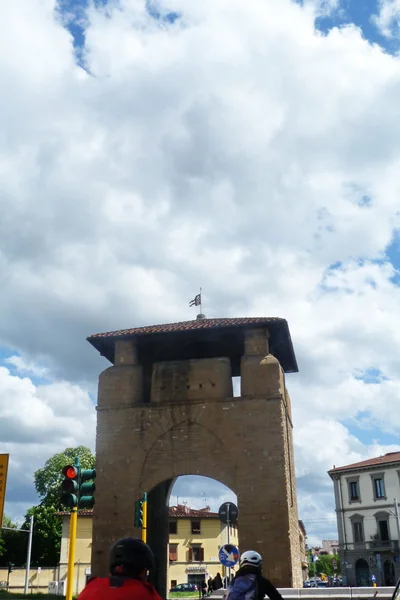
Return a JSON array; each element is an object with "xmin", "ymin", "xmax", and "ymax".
[{"xmin": 109, "ymin": 537, "xmax": 154, "ymax": 572}]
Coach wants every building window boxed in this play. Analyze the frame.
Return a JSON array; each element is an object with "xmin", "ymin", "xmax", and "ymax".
[
  {"xmin": 191, "ymin": 520, "xmax": 201, "ymax": 534},
  {"xmin": 348, "ymin": 479, "xmax": 360, "ymax": 502},
  {"xmin": 353, "ymin": 521, "xmax": 364, "ymax": 543},
  {"xmin": 169, "ymin": 521, "xmax": 177, "ymax": 535},
  {"xmin": 379, "ymin": 519, "xmax": 390, "ymax": 541},
  {"xmin": 374, "ymin": 478, "xmax": 385, "ymax": 499},
  {"xmin": 169, "ymin": 543, "xmax": 178, "ymax": 562},
  {"xmin": 188, "ymin": 545, "xmax": 204, "ymax": 562}
]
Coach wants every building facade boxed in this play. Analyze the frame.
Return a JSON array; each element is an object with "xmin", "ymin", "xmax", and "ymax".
[
  {"xmin": 329, "ymin": 452, "xmax": 400, "ymax": 587},
  {"xmin": 168, "ymin": 505, "xmax": 238, "ymax": 589},
  {"xmin": 298, "ymin": 520, "xmax": 309, "ymax": 582}
]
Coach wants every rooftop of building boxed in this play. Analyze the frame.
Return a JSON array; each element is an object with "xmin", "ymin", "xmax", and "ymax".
[
  {"xmin": 87, "ymin": 316, "xmax": 298, "ymax": 374},
  {"xmin": 328, "ymin": 451, "xmax": 400, "ymax": 474},
  {"xmin": 56, "ymin": 505, "xmax": 219, "ymax": 518}
]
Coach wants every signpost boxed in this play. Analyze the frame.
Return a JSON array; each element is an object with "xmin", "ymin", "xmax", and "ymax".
[
  {"xmin": 218, "ymin": 503, "xmax": 239, "ymax": 586},
  {"xmin": 218, "ymin": 502, "xmax": 238, "ymax": 525},
  {"xmin": 0, "ymin": 455, "xmax": 10, "ymax": 527},
  {"xmin": 219, "ymin": 544, "xmax": 239, "ymax": 568}
]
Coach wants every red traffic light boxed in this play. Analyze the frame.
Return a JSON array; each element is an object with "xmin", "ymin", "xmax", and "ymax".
[{"xmin": 62, "ymin": 465, "xmax": 78, "ymax": 479}]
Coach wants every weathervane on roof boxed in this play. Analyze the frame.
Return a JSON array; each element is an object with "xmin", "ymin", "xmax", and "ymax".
[{"xmin": 189, "ymin": 288, "xmax": 205, "ymax": 320}]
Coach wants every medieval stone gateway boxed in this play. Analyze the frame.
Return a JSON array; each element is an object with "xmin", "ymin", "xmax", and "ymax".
[{"xmin": 87, "ymin": 317, "xmax": 303, "ymax": 592}]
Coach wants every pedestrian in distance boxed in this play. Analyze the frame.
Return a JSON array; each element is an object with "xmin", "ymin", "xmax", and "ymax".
[
  {"xmin": 77, "ymin": 537, "xmax": 162, "ymax": 600},
  {"xmin": 201, "ymin": 580, "xmax": 207, "ymax": 598},
  {"xmin": 225, "ymin": 551, "xmax": 283, "ymax": 600}
]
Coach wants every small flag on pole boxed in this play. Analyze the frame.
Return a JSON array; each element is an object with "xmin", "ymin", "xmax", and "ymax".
[{"xmin": 189, "ymin": 293, "xmax": 201, "ymax": 307}]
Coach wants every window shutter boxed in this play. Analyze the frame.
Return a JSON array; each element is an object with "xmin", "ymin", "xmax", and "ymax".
[
  {"xmin": 200, "ymin": 547, "xmax": 204, "ymax": 562},
  {"xmin": 188, "ymin": 548, "xmax": 193, "ymax": 562},
  {"xmin": 169, "ymin": 545, "xmax": 178, "ymax": 562}
]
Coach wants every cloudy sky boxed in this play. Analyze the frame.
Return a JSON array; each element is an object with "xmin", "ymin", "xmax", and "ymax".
[{"xmin": 2, "ymin": 0, "xmax": 400, "ymax": 547}]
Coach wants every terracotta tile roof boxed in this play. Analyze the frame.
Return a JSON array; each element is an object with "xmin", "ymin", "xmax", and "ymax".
[
  {"xmin": 328, "ymin": 451, "xmax": 400, "ymax": 474},
  {"xmin": 87, "ymin": 316, "xmax": 298, "ymax": 374},
  {"xmin": 56, "ymin": 506, "xmax": 219, "ymax": 518},
  {"xmin": 169, "ymin": 505, "xmax": 219, "ymax": 518},
  {"xmin": 87, "ymin": 317, "xmax": 285, "ymax": 340}
]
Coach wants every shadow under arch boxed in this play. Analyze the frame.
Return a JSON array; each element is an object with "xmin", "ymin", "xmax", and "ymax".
[{"xmin": 139, "ymin": 421, "xmax": 237, "ymax": 595}]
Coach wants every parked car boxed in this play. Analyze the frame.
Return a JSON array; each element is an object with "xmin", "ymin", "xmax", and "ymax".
[{"xmin": 170, "ymin": 583, "xmax": 198, "ymax": 593}]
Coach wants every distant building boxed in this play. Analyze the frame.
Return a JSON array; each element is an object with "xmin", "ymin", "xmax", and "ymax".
[
  {"xmin": 321, "ymin": 540, "xmax": 339, "ymax": 555},
  {"xmin": 168, "ymin": 504, "xmax": 238, "ymax": 589},
  {"xmin": 329, "ymin": 451, "xmax": 400, "ymax": 587}
]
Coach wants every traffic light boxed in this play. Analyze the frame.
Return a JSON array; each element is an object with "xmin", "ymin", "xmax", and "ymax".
[
  {"xmin": 79, "ymin": 469, "xmax": 96, "ymax": 509},
  {"xmin": 61, "ymin": 465, "xmax": 79, "ymax": 508},
  {"xmin": 134, "ymin": 498, "xmax": 144, "ymax": 527},
  {"xmin": 8, "ymin": 562, "xmax": 14, "ymax": 574}
]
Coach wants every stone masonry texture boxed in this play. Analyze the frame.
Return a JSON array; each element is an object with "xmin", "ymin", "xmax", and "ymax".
[{"xmin": 90, "ymin": 323, "xmax": 303, "ymax": 591}]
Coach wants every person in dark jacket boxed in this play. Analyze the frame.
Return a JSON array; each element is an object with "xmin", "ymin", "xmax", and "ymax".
[
  {"xmin": 77, "ymin": 537, "xmax": 162, "ymax": 600},
  {"xmin": 228, "ymin": 551, "xmax": 283, "ymax": 600}
]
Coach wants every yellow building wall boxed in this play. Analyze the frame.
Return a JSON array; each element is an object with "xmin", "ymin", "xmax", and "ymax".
[
  {"xmin": 0, "ymin": 566, "xmax": 57, "ymax": 594},
  {"xmin": 168, "ymin": 518, "xmax": 239, "ymax": 590},
  {"xmin": 59, "ymin": 515, "xmax": 92, "ymax": 595}
]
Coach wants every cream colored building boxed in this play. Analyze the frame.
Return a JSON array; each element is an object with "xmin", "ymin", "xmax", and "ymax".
[
  {"xmin": 167, "ymin": 505, "xmax": 238, "ymax": 590},
  {"xmin": 329, "ymin": 451, "xmax": 400, "ymax": 587}
]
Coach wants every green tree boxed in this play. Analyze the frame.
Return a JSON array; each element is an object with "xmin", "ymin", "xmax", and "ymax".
[
  {"xmin": 21, "ymin": 505, "xmax": 62, "ymax": 566},
  {"xmin": 34, "ymin": 445, "xmax": 95, "ymax": 508},
  {"xmin": 21, "ymin": 446, "xmax": 95, "ymax": 566},
  {"xmin": 0, "ymin": 515, "xmax": 26, "ymax": 566},
  {"xmin": 309, "ymin": 554, "xmax": 341, "ymax": 578}
]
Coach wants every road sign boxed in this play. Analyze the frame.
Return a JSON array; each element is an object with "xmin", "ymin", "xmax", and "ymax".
[
  {"xmin": 0, "ymin": 455, "xmax": 9, "ymax": 526},
  {"xmin": 218, "ymin": 502, "xmax": 238, "ymax": 524},
  {"xmin": 219, "ymin": 544, "xmax": 239, "ymax": 567}
]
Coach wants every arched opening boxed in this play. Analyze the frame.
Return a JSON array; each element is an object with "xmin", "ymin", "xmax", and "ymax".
[
  {"xmin": 146, "ymin": 475, "xmax": 238, "ymax": 595},
  {"xmin": 384, "ymin": 559, "xmax": 395, "ymax": 586},
  {"xmin": 355, "ymin": 558, "xmax": 370, "ymax": 587}
]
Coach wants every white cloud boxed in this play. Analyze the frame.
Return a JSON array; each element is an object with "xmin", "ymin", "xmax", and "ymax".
[
  {"xmin": 373, "ymin": 0, "xmax": 400, "ymax": 38},
  {"xmin": 5, "ymin": 355, "xmax": 49, "ymax": 379},
  {"xmin": 0, "ymin": 361, "xmax": 95, "ymax": 520},
  {"xmin": 2, "ymin": 0, "xmax": 400, "ymax": 542}
]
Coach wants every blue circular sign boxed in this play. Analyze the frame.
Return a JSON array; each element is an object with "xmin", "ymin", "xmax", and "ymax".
[{"xmin": 219, "ymin": 544, "xmax": 239, "ymax": 567}]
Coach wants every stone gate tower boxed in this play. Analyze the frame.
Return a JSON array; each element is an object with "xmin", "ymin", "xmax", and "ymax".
[{"xmin": 88, "ymin": 317, "xmax": 302, "ymax": 591}]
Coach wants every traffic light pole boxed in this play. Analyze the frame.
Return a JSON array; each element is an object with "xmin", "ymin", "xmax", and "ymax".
[
  {"xmin": 1, "ymin": 514, "xmax": 34, "ymax": 594},
  {"xmin": 142, "ymin": 492, "xmax": 147, "ymax": 543},
  {"xmin": 66, "ymin": 506, "xmax": 78, "ymax": 600}
]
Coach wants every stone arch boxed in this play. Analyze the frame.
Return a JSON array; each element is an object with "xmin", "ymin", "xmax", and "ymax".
[{"xmin": 139, "ymin": 420, "xmax": 236, "ymax": 492}]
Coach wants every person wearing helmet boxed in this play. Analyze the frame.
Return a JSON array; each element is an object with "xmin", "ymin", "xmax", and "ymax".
[
  {"xmin": 77, "ymin": 537, "xmax": 163, "ymax": 600},
  {"xmin": 225, "ymin": 550, "xmax": 283, "ymax": 600}
]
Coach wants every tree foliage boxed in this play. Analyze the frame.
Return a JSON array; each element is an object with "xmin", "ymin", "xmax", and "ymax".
[
  {"xmin": 34, "ymin": 445, "xmax": 95, "ymax": 508},
  {"xmin": 21, "ymin": 505, "xmax": 62, "ymax": 566},
  {"xmin": 308, "ymin": 553, "xmax": 341, "ymax": 577}
]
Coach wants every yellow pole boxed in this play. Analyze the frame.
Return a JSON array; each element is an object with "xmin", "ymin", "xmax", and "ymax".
[
  {"xmin": 142, "ymin": 492, "xmax": 147, "ymax": 543},
  {"xmin": 66, "ymin": 508, "xmax": 77, "ymax": 600}
]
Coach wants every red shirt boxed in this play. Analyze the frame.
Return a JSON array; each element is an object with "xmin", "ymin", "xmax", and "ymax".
[{"xmin": 78, "ymin": 576, "xmax": 164, "ymax": 600}]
